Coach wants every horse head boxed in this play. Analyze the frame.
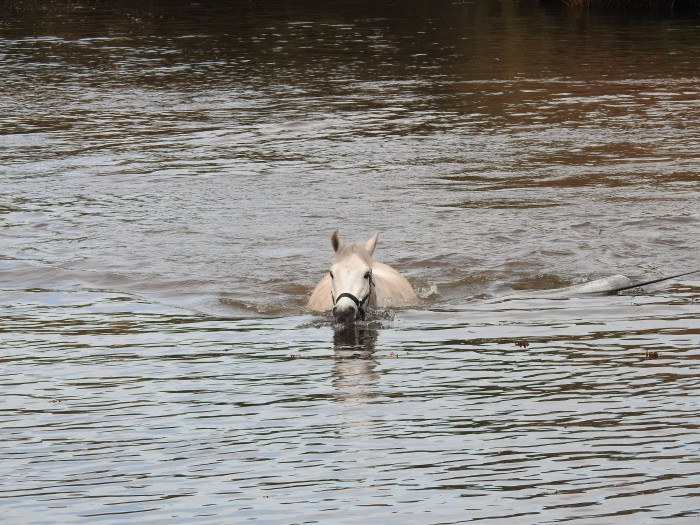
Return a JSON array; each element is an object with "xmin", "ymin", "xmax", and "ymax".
[{"xmin": 328, "ymin": 229, "xmax": 378, "ymax": 323}]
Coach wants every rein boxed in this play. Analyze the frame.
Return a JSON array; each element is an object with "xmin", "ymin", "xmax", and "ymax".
[
  {"xmin": 602, "ymin": 268, "xmax": 700, "ymax": 294},
  {"xmin": 332, "ymin": 273, "xmax": 374, "ymax": 320}
]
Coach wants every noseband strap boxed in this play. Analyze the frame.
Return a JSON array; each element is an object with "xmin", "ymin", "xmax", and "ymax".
[
  {"xmin": 334, "ymin": 292, "xmax": 367, "ymax": 309},
  {"xmin": 332, "ymin": 274, "xmax": 373, "ymax": 319}
]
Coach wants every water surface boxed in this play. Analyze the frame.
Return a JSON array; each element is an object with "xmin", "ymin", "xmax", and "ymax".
[{"xmin": 1, "ymin": 1, "xmax": 699, "ymax": 523}]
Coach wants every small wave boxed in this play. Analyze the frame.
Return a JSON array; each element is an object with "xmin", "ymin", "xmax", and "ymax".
[
  {"xmin": 217, "ymin": 296, "xmax": 307, "ymax": 318},
  {"xmin": 413, "ymin": 281, "xmax": 440, "ymax": 300}
]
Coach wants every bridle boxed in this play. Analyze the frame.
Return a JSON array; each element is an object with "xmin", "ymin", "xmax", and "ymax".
[{"xmin": 331, "ymin": 272, "xmax": 374, "ymax": 320}]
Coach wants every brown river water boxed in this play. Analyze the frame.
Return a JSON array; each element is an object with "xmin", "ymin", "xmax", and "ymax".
[{"xmin": 1, "ymin": 1, "xmax": 699, "ymax": 523}]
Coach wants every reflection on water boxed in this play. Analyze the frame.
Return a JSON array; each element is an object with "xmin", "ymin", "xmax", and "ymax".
[
  {"xmin": 333, "ymin": 324, "xmax": 380, "ymax": 400},
  {"xmin": 333, "ymin": 323, "xmax": 379, "ymax": 357},
  {"xmin": 1, "ymin": 0, "xmax": 700, "ymax": 523}
]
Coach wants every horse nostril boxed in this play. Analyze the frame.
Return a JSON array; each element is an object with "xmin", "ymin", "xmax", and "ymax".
[{"xmin": 333, "ymin": 304, "xmax": 356, "ymax": 323}]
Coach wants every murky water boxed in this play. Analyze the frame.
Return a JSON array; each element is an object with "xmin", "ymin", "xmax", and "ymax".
[{"xmin": 2, "ymin": 1, "xmax": 699, "ymax": 523}]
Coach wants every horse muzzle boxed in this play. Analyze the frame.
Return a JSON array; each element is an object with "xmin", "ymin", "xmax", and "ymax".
[
  {"xmin": 332, "ymin": 304, "xmax": 360, "ymax": 323},
  {"xmin": 332, "ymin": 292, "xmax": 367, "ymax": 323}
]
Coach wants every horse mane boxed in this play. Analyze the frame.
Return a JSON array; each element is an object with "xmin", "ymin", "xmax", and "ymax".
[{"xmin": 332, "ymin": 243, "xmax": 373, "ymax": 264}]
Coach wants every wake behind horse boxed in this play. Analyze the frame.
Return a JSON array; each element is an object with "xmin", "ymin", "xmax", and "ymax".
[{"xmin": 308, "ymin": 230, "xmax": 418, "ymax": 323}]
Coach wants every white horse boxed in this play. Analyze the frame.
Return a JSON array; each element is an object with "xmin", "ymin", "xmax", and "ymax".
[{"xmin": 308, "ymin": 230, "xmax": 418, "ymax": 323}]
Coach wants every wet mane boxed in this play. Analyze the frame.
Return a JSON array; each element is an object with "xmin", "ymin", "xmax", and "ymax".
[{"xmin": 332, "ymin": 243, "xmax": 373, "ymax": 264}]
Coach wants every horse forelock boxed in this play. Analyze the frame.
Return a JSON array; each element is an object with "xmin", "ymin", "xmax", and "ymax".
[{"xmin": 332, "ymin": 243, "xmax": 373, "ymax": 265}]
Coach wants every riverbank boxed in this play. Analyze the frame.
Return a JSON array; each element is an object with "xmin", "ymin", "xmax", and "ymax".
[{"xmin": 552, "ymin": 0, "xmax": 699, "ymax": 11}]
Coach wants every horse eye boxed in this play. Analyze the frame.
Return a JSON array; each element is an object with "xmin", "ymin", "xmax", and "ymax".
[
  {"xmin": 364, "ymin": 272, "xmax": 371, "ymax": 280},
  {"xmin": 329, "ymin": 271, "xmax": 334, "ymax": 279}
]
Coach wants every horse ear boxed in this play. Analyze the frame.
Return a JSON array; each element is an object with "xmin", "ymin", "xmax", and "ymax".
[
  {"xmin": 331, "ymin": 229, "xmax": 344, "ymax": 252},
  {"xmin": 365, "ymin": 232, "xmax": 379, "ymax": 256}
]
